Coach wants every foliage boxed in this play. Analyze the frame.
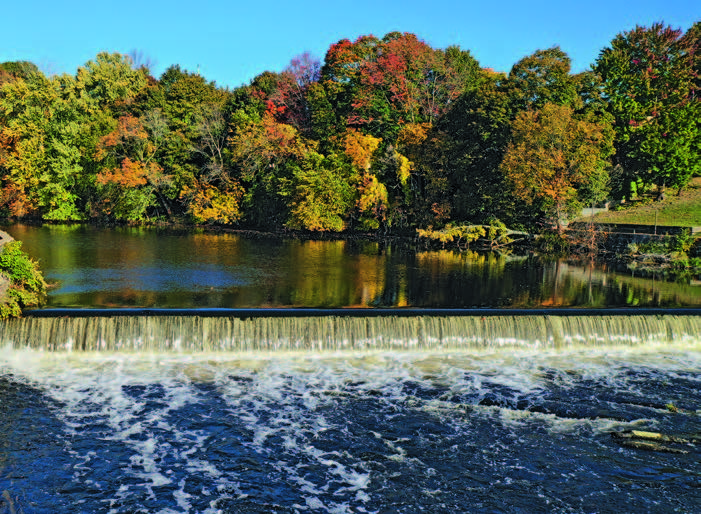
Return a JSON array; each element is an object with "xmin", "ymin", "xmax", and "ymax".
[
  {"xmin": 76, "ymin": 52, "xmax": 148, "ymax": 106},
  {"xmin": 417, "ymin": 218, "xmax": 516, "ymax": 249},
  {"xmin": 417, "ymin": 223, "xmax": 486, "ymax": 248},
  {"xmin": 320, "ymin": 32, "xmax": 481, "ymax": 142},
  {"xmin": 595, "ymin": 23, "xmax": 700, "ymax": 193},
  {"xmin": 343, "ymin": 129, "xmax": 381, "ymax": 171},
  {"xmin": 500, "ymin": 103, "xmax": 613, "ymax": 230},
  {"xmin": 0, "ymin": 26, "xmax": 695, "ymax": 237},
  {"xmin": 180, "ymin": 180, "xmax": 244, "ymax": 224},
  {"xmin": 418, "ymin": 75, "xmax": 515, "ymax": 225},
  {"xmin": 267, "ymin": 52, "xmax": 321, "ymax": 131},
  {"xmin": 355, "ymin": 172, "xmax": 389, "ymax": 230},
  {"xmin": 0, "ymin": 61, "xmax": 39, "ymax": 84},
  {"xmin": 506, "ymin": 47, "xmax": 579, "ymax": 110},
  {"xmin": 94, "ymin": 113, "xmax": 171, "ymax": 221},
  {"xmin": 484, "ymin": 218, "xmax": 514, "ymax": 247},
  {"xmin": 0, "ymin": 53, "xmax": 150, "ymax": 221},
  {"xmin": 0, "ymin": 240, "xmax": 47, "ymax": 318},
  {"xmin": 632, "ymin": 230, "xmax": 695, "ymax": 256},
  {"xmin": 282, "ymin": 151, "xmax": 356, "ymax": 231}
]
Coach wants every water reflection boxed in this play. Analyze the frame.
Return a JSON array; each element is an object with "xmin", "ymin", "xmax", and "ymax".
[{"xmin": 4, "ymin": 224, "xmax": 701, "ymax": 309}]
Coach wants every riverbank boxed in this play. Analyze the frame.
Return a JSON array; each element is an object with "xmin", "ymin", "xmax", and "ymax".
[{"xmin": 587, "ymin": 177, "xmax": 701, "ymax": 228}]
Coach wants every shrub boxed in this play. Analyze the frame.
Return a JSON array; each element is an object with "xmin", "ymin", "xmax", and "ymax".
[{"xmin": 0, "ymin": 241, "xmax": 47, "ymax": 318}]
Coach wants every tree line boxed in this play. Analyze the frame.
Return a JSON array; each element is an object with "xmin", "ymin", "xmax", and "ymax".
[{"xmin": 0, "ymin": 23, "xmax": 698, "ymax": 234}]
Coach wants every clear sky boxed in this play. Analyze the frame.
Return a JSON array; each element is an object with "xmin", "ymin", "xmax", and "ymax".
[{"xmin": 2, "ymin": 1, "xmax": 698, "ymax": 89}]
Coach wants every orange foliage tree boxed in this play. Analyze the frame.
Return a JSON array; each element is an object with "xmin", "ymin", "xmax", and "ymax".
[
  {"xmin": 95, "ymin": 113, "xmax": 171, "ymax": 220},
  {"xmin": 500, "ymin": 103, "xmax": 612, "ymax": 231}
]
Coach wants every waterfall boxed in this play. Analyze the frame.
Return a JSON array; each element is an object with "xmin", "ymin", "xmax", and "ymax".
[{"xmin": 1, "ymin": 313, "xmax": 698, "ymax": 352}]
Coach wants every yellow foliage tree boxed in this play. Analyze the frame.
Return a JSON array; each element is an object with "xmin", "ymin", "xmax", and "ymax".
[
  {"xmin": 343, "ymin": 129, "xmax": 381, "ymax": 171},
  {"xmin": 180, "ymin": 180, "xmax": 244, "ymax": 225}
]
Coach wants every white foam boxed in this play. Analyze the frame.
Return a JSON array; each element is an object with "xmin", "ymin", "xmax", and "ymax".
[{"xmin": 172, "ymin": 479, "xmax": 192, "ymax": 512}]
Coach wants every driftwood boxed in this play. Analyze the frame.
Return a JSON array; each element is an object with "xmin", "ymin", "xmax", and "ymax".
[{"xmin": 611, "ymin": 430, "xmax": 699, "ymax": 454}]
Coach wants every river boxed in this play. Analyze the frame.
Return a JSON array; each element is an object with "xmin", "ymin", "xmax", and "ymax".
[
  {"xmin": 3, "ymin": 224, "xmax": 701, "ymax": 309},
  {"xmin": 0, "ymin": 224, "xmax": 699, "ymax": 513}
]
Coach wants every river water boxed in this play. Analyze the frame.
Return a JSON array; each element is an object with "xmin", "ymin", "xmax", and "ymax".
[
  {"xmin": 3, "ymin": 224, "xmax": 701, "ymax": 309},
  {"xmin": 0, "ymin": 225, "xmax": 699, "ymax": 513},
  {"xmin": 1, "ymin": 338, "xmax": 700, "ymax": 513}
]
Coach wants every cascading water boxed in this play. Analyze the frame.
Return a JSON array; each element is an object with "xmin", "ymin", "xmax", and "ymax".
[
  {"xmin": 2, "ymin": 313, "xmax": 699, "ymax": 352},
  {"xmin": 1, "ymin": 313, "xmax": 700, "ymax": 513}
]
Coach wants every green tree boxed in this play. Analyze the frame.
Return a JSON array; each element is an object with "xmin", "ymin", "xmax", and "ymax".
[
  {"xmin": 413, "ymin": 74, "xmax": 517, "ymax": 226},
  {"xmin": 75, "ymin": 52, "xmax": 148, "ymax": 107},
  {"xmin": 281, "ymin": 151, "xmax": 356, "ymax": 231},
  {"xmin": 595, "ymin": 23, "xmax": 700, "ymax": 194},
  {"xmin": 0, "ymin": 72, "xmax": 90, "ymax": 219},
  {"xmin": 506, "ymin": 47, "xmax": 578, "ymax": 111}
]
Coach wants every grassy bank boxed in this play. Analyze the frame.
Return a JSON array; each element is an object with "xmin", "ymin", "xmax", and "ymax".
[{"xmin": 589, "ymin": 178, "xmax": 701, "ymax": 227}]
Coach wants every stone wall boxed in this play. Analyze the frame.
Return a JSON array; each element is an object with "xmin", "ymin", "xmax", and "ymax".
[
  {"xmin": 568, "ymin": 222, "xmax": 700, "ymax": 236},
  {"xmin": 566, "ymin": 223, "xmax": 700, "ymax": 255}
]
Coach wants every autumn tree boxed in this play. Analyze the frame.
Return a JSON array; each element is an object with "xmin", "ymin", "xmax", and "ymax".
[
  {"xmin": 342, "ymin": 129, "xmax": 388, "ymax": 229},
  {"xmin": 363, "ymin": 33, "xmax": 479, "ymax": 125},
  {"xmin": 500, "ymin": 103, "xmax": 613, "ymax": 231},
  {"xmin": 318, "ymin": 33, "xmax": 481, "ymax": 143},
  {"xmin": 320, "ymin": 34, "xmax": 381, "ymax": 127},
  {"xmin": 228, "ymin": 106, "xmax": 309, "ymax": 228},
  {"xmin": 267, "ymin": 52, "xmax": 321, "ymax": 131},
  {"xmin": 94, "ymin": 112, "xmax": 172, "ymax": 220},
  {"xmin": 595, "ymin": 23, "xmax": 700, "ymax": 194},
  {"xmin": 0, "ymin": 52, "xmax": 150, "ymax": 221}
]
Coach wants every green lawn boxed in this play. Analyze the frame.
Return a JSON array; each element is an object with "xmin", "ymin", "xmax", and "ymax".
[{"xmin": 589, "ymin": 178, "xmax": 701, "ymax": 227}]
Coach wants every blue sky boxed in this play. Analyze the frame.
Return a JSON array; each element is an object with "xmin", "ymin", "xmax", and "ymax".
[{"xmin": 2, "ymin": 1, "xmax": 698, "ymax": 89}]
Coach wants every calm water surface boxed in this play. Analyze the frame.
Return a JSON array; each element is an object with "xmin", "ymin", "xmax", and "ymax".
[{"xmin": 4, "ymin": 224, "xmax": 701, "ymax": 309}]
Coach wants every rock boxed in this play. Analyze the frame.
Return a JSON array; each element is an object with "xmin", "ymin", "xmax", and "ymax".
[
  {"xmin": 0, "ymin": 230, "xmax": 14, "ymax": 247},
  {"xmin": 0, "ymin": 232, "xmax": 14, "ymax": 302},
  {"xmin": 617, "ymin": 440, "xmax": 688, "ymax": 454}
]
